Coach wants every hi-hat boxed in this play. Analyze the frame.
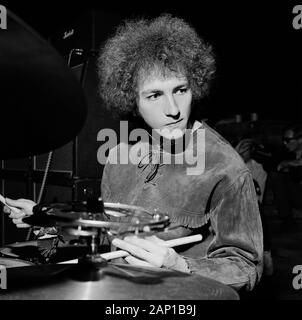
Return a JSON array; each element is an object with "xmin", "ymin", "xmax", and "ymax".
[
  {"xmin": 0, "ymin": 10, "xmax": 87, "ymax": 159},
  {"xmin": 22, "ymin": 201, "xmax": 170, "ymax": 235}
]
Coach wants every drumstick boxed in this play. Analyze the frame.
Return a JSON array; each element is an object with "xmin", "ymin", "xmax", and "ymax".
[
  {"xmin": 0, "ymin": 194, "xmax": 19, "ymax": 213},
  {"xmin": 58, "ymin": 234, "xmax": 203, "ymax": 265},
  {"xmin": 101, "ymin": 234, "xmax": 203, "ymax": 261}
]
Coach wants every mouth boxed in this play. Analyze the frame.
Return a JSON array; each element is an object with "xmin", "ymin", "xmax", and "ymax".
[{"xmin": 165, "ymin": 118, "xmax": 183, "ymax": 127}]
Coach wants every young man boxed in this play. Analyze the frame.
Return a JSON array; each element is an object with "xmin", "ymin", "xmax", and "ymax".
[
  {"xmin": 5, "ymin": 14, "xmax": 263, "ymax": 291},
  {"xmin": 97, "ymin": 14, "xmax": 263, "ymax": 291}
]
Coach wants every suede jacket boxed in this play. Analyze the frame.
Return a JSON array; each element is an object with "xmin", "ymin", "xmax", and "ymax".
[{"xmin": 101, "ymin": 121, "xmax": 263, "ymax": 291}]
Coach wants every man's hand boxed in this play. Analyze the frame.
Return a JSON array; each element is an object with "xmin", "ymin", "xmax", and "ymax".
[
  {"xmin": 3, "ymin": 198, "xmax": 36, "ymax": 228},
  {"xmin": 112, "ymin": 235, "xmax": 190, "ymax": 272},
  {"xmin": 235, "ymin": 139, "xmax": 254, "ymax": 163}
]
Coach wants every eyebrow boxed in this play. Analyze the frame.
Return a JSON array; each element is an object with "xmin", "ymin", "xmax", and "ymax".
[{"xmin": 141, "ymin": 83, "xmax": 189, "ymax": 96}]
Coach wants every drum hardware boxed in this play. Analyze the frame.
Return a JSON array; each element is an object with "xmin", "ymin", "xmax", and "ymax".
[{"xmin": 19, "ymin": 199, "xmax": 170, "ymax": 268}]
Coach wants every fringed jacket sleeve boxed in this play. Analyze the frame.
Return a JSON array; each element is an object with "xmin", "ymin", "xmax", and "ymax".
[{"xmin": 183, "ymin": 171, "xmax": 263, "ymax": 291}]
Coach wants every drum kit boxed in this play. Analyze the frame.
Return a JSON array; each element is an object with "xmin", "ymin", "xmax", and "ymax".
[{"xmin": 0, "ymin": 10, "xmax": 239, "ymax": 300}]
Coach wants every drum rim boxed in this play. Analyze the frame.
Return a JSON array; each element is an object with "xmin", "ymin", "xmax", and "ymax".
[{"xmin": 0, "ymin": 256, "xmax": 35, "ymax": 267}]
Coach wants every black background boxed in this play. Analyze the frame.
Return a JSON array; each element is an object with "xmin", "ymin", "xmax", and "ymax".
[{"xmin": 2, "ymin": 1, "xmax": 302, "ymax": 123}]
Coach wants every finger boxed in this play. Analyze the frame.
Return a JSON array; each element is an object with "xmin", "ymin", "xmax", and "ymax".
[
  {"xmin": 238, "ymin": 146, "xmax": 251, "ymax": 155},
  {"xmin": 112, "ymin": 238, "xmax": 162, "ymax": 267},
  {"xmin": 9, "ymin": 211, "xmax": 26, "ymax": 219},
  {"xmin": 144, "ymin": 235, "xmax": 166, "ymax": 245},
  {"xmin": 16, "ymin": 223, "xmax": 31, "ymax": 228},
  {"xmin": 5, "ymin": 198, "xmax": 23, "ymax": 208},
  {"xmin": 1, "ymin": 200, "xmax": 21, "ymax": 214},
  {"xmin": 124, "ymin": 236, "xmax": 166, "ymax": 254},
  {"xmin": 12, "ymin": 218, "xmax": 26, "ymax": 225},
  {"xmin": 7, "ymin": 206, "xmax": 21, "ymax": 215},
  {"xmin": 112, "ymin": 238, "xmax": 153, "ymax": 258},
  {"xmin": 124, "ymin": 255, "xmax": 156, "ymax": 268},
  {"xmin": 5, "ymin": 198, "xmax": 32, "ymax": 209}
]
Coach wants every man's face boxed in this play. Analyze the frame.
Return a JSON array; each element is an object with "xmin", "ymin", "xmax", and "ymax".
[
  {"xmin": 283, "ymin": 129, "xmax": 299, "ymax": 152},
  {"xmin": 137, "ymin": 73, "xmax": 192, "ymax": 139}
]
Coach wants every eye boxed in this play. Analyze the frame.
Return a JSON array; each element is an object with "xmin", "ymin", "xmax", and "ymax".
[
  {"xmin": 146, "ymin": 92, "xmax": 161, "ymax": 100},
  {"xmin": 175, "ymin": 87, "xmax": 189, "ymax": 95}
]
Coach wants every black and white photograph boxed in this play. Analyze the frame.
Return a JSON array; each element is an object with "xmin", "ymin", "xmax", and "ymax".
[{"xmin": 0, "ymin": 1, "xmax": 302, "ymax": 304}]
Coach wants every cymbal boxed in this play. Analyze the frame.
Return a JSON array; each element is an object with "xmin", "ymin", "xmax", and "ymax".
[
  {"xmin": 0, "ymin": 261, "xmax": 239, "ymax": 300},
  {"xmin": 0, "ymin": 257, "xmax": 73, "ymax": 285},
  {"xmin": 0, "ymin": 240, "xmax": 90, "ymax": 263},
  {"xmin": 0, "ymin": 10, "xmax": 87, "ymax": 159},
  {"xmin": 0, "ymin": 241, "xmax": 39, "ymax": 259}
]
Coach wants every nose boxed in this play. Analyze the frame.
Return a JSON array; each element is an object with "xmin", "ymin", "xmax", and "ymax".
[{"xmin": 164, "ymin": 95, "xmax": 180, "ymax": 119}]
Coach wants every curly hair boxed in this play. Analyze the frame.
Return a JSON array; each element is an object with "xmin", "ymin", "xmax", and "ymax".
[{"xmin": 97, "ymin": 14, "xmax": 216, "ymax": 117}]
